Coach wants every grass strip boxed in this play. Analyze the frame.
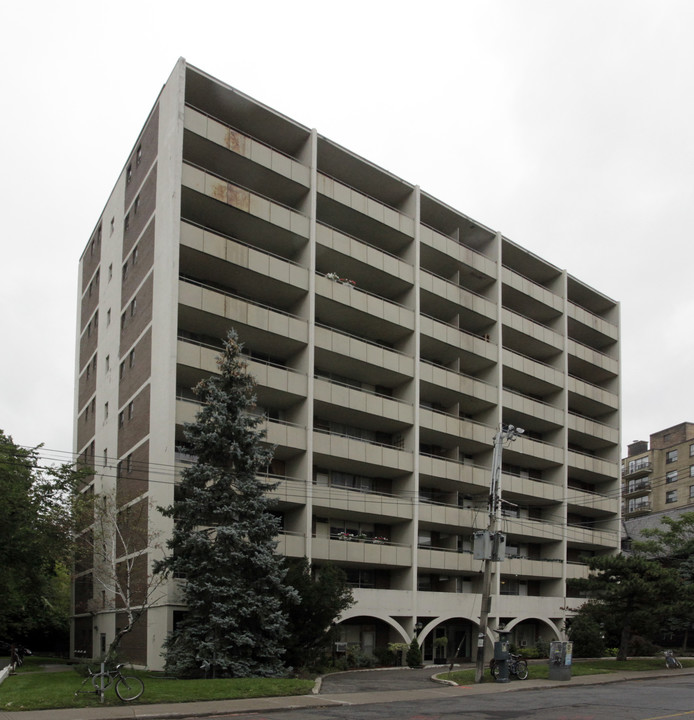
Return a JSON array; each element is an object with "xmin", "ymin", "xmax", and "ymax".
[
  {"xmin": 437, "ymin": 657, "xmax": 694, "ymax": 685},
  {"xmin": 0, "ymin": 668, "xmax": 314, "ymax": 711}
]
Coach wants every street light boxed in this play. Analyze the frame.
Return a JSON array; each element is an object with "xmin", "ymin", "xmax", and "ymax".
[{"xmin": 474, "ymin": 424, "xmax": 524, "ymax": 684}]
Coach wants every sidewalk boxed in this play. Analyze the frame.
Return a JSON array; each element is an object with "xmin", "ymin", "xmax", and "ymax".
[{"xmin": 1, "ymin": 666, "xmax": 692, "ymax": 720}]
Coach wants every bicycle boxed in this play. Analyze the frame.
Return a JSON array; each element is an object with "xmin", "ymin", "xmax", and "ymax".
[
  {"xmin": 74, "ymin": 663, "xmax": 144, "ymax": 702},
  {"xmin": 489, "ymin": 653, "xmax": 529, "ymax": 680},
  {"xmin": 664, "ymin": 650, "xmax": 683, "ymax": 669}
]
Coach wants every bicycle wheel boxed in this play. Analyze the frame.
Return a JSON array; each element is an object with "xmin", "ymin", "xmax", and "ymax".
[
  {"xmin": 515, "ymin": 660, "xmax": 529, "ymax": 680},
  {"xmin": 489, "ymin": 659, "xmax": 500, "ymax": 679},
  {"xmin": 115, "ymin": 675, "xmax": 144, "ymax": 701}
]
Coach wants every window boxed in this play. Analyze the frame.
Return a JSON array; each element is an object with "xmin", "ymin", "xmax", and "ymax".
[
  {"xmin": 667, "ymin": 449, "xmax": 678, "ymax": 464},
  {"xmin": 129, "ymin": 349, "xmax": 135, "ymax": 368},
  {"xmin": 126, "ymin": 164, "xmax": 132, "ymax": 184},
  {"xmin": 128, "ymin": 401, "xmax": 134, "ymax": 420},
  {"xmin": 690, "ymin": 444, "xmax": 694, "ymax": 457},
  {"xmin": 136, "ymin": 144, "xmax": 142, "ymax": 166},
  {"xmin": 103, "ymin": 449, "xmax": 108, "ymax": 467},
  {"xmin": 690, "ymin": 465, "xmax": 694, "ymax": 478},
  {"xmin": 134, "ymin": 195, "xmax": 140, "ymax": 214},
  {"xmin": 118, "ymin": 411, "xmax": 124, "ymax": 428},
  {"xmin": 130, "ymin": 298, "xmax": 136, "ymax": 317},
  {"xmin": 86, "ymin": 363, "xmax": 90, "ymax": 380},
  {"xmin": 627, "ymin": 456, "xmax": 650, "ymax": 474},
  {"xmin": 124, "ymin": 212, "xmax": 130, "ymax": 232},
  {"xmin": 666, "ymin": 470, "xmax": 678, "ymax": 483},
  {"xmin": 119, "ymin": 362, "xmax": 125, "ymax": 379},
  {"xmin": 123, "ymin": 259, "xmax": 128, "ymax": 279},
  {"xmin": 690, "ymin": 485, "xmax": 694, "ymax": 499},
  {"xmin": 666, "ymin": 490, "xmax": 678, "ymax": 504},
  {"xmin": 132, "ymin": 245, "xmax": 138, "ymax": 265},
  {"xmin": 121, "ymin": 312, "xmax": 126, "ymax": 330},
  {"xmin": 126, "ymin": 454, "xmax": 133, "ymax": 473}
]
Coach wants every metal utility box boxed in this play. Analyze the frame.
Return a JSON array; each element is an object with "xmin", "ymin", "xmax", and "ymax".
[
  {"xmin": 549, "ymin": 641, "xmax": 573, "ymax": 681},
  {"xmin": 473, "ymin": 531, "xmax": 507, "ymax": 561},
  {"xmin": 493, "ymin": 631, "xmax": 511, "ymax": 682}
]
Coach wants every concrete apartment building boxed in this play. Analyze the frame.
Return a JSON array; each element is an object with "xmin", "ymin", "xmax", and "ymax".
[
  {"xmin": 73, "ymin": 58, "xmax": 621, "ymax": 669},
  {"xmin": 622, "ymin": 422, "xmax": 694, "ymax": 519}
]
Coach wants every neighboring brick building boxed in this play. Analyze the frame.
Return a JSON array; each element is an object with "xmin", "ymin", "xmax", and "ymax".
[
  {"xmin": 73, "ymin": 58, "xmax": 621, "ymax": 669},
  {"xmin": 622, "ymin": 422, "xmax": 694, "ymax": 519}
]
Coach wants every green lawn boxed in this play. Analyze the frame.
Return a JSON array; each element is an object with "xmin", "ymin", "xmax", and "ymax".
[
  {"xmin": 437, "ymin": 657, "xmax": 694, "ymax": 685},
  {"xmin": 0, "ymin": 664, "xmax": 314, "ymax": 711}
]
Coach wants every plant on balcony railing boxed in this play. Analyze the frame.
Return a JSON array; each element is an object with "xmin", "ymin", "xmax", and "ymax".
[
  {"xmin": 336, "ymin": 531, "xmax": 355, "ymax": 541},
  {"xmin": 372, "ymin": 536, "xmax": 389, "ymax": 544},
  {"xmin": 326, "ymin": 271, "xmax": 356, "ymax": 287}
]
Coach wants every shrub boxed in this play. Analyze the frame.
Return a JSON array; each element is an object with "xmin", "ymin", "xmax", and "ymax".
[{"xmin": 406, "ymin": 638, "xmax": 423, "ymax": 668}]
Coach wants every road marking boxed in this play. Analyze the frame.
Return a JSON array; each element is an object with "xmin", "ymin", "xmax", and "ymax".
[{"xmin": 641, "ymin": 711, "xmax": 694, "ymax": 720}]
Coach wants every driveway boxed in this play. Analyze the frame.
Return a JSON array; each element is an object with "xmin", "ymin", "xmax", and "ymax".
[{"xmin": 319, "ymin": 665, "xmax": 453, "ymax": 694}]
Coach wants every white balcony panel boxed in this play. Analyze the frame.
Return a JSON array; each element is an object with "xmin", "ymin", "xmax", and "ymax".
[
  {"xmin": 421, "ymin": 316, "xmax": 498, "ymax": 363},
  {"xmin": 314, "ymin": 326, "xmax": 414, "ymax": 378},
  {"xmin": 567, "ymin": 339, "xmax": 618, "ymax": 376},
  {"xmin": 419, "ymin": 224, "xmax": 497, "ymax": 280},
  {"xmin": 313, "ymin": 537, "xmax": 412, "ymax": 566},
  {"xmin": 567, "ymin": 451, "xmax": 617, "ymax": 478},
  {"xmin": 419, "ymin": 455, "xmax": 491, "ymax": 492},
  {"xmin": 420, "ymin": 271, "xmax": 497, "ymax": 322},
  {"xmin": 568, "ymin": 414, "xmax": 618, "ymax": 445},
  {"xmin": 501, "ymin": 267, "xmax": 564, "ymax": 314},
  {"xmin": 268, "ymin": 478, "xmax": 307, "ymax": 506},
  {"xmin": 568, "ymin": 377, "xmax": 618, "ymax": 412},
  {"xmin": 316, "ymin": 224, "xmax": 414, "ymax": 283},
  {"xmin": 313, "ymin": 432, "xmax": 414, "ymax": 473},
  {"xmin": 566, "ymin": 489, "xmax": 617, "ymax": 514},
  {"xmin": 350, "ymin": 588, "xmax": 414, "ymax": 616},
  {"xmin": 276, "ymin": 533, "xmax": 308, "ymax": 557},
  {"xmin": 261, "ymin": 419, "xmax": 307, "ymax": 450},
  {"xmin": 502, "ymin": 473, "xmax": 564, "ymax": 503},
  {"xmin": 565, "ymin": 563, "xmax": 590, "ymax": 581},
  {"xmin": 180, "ymin": 222, "xmax": 309, "ymax": 290},
  {"xmin": 568, "ymin": 302, "xmax": 618, "ymax": 342},
  {"xmin": 500, "ymin": 518, "xmax": 562, "ymax": 543},
  {"xmin": 314, "ymin": 379, "xmax": 413, "ymax": 425},
  {"xmin": 182, "ymin": 163, "xmax": 310, "ymax": 238},
  {"xmin": 419, "ymin": 409, "xmax": 493, "ymax": 446},
  {"xmin": 502, "ymin": 349, "xmax": 565, "ymax": 391},
  {"xmin": 317, "ymin": 174, "xmax": 414, "ymax": 236},
  {"xmin": 502, "ymin": 390, "xmax": 564, "ymax": 426},
  {"xmin": 565, "ymin": 525, "xmax": 617, "ymax": 547},
  {"xmin": 184, "ymin": 106, "xmax": 310, "ymax": 186},
  {"xmin": 502, "ymin": 557, "xmax": 563, "ymax": 579},
  {"xmin": 312, "ymin": 485, "xmax": 413, "ymax": 521},
  {"xmin": 417, "ymin": 548, "xmax": 476, "ymax": 573},
  {"xmin": 418, "ymin": 504, "xmax": 481, "ymax": 531},
  {"xmin": 316, "ymin": 276, "xmax": 415, "ymax": 331},
  {"xmin": 502, "ymin": 309, "xmax": 563, "ymax": 350},
  {"xmin": 513, "ymin": 436, "xmax": 564, "ymax": 465},
  {"xmin": 420, "ymin": 363, "xmax": 497, "ymax": 405}
]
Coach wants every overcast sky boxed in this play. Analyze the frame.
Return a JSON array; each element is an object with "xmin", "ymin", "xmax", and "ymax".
[{"xmin": 1, "ymin": 0, "xmax": 692, "ymax": 462}]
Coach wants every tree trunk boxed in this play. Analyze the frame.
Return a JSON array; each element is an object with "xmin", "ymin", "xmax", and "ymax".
[{"xmin": 617, "ymin": 623, "xmax": 631, "ymax": 661}]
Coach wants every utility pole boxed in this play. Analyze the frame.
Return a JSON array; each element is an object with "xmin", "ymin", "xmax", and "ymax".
[{"xmin": 474, "ymin": 424, "xmax": 524, "ymax": 683}]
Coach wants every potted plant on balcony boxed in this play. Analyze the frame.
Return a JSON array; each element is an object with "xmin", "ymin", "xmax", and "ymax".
[
  {"xmin": 337, "ymin": 531, "xmax": 354, "ymax": 541},
  {"xmin": 372, "ymin": 536, "xmax": 388, "ymax": 545}
]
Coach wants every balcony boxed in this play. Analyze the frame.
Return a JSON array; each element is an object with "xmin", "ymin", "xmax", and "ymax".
[
  {"xmin": 313, "ymin": 429, "xmax": 413, "ymax": 477},
  {"xmin": 623, "ymin": 478, "xmax": 651, "ymax": 496},
  {"xmin": 312, "ymin": 484, "xmax": 412, "ymax": 522},
  {"xmin": 178, "ymin": 277, "xmax": 309, "ymax": 357},
  {"xmin": 314, "ymin": 324, "xmax": 413, "ymax": 388},
  {"xmin": 312, "ymin": 535, "xmax": 412, "ymax": 567},
  {"xmin": 420, "ymin": 315, "xmax": 497, "ymax": 372},
  {"xmin": 181, "ymin": 163, "xmax": 309, "ymax": 258},
  {"xmin": 417, "ymin": 547, "xmax": 476, "ymax": 573},
  {"xmin": 315, "ymin": 273, "xmax": 414, "ymax": 347},
  {"xmin": 622, "ymin": 461, "xmax": 653, "ymax": 480}
]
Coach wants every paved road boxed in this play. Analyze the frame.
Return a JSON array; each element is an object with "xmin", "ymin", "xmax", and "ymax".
[{"xmin": 201, "ymin": 674, "xmax": 694, "ymax": 720}]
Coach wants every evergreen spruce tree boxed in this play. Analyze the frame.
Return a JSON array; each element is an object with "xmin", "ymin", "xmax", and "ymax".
[{"xmin": 156, "ymin": 331, "xmax": 296, "ymax": 677}]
